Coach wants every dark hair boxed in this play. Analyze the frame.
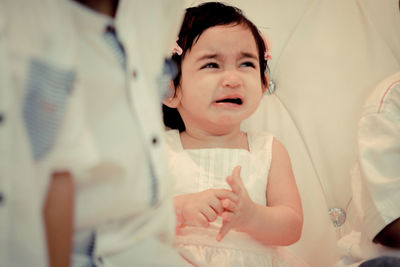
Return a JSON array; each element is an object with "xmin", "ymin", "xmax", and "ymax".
[{"xmin": 163, "ymin": 2, "xmax": 269, "ymax": 132}]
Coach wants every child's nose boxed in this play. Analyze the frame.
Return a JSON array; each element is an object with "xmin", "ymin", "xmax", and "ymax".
[{"xmin": 221, "ymin": 70, "xmax": 242, "ymax": 88}]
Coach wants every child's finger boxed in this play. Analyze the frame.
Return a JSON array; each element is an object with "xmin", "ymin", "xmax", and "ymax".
[
  {"xmin": 232, "ymin": 165, "xmax": 245, "ymax": 187},
  {"xmin": 175, "ymin": 207, "xmax": 184, "ymax": 227},
  {"xmin": 226, "ymin": 166, "xmax": 245, "ymax": 194},
  {"xmin": 186, "ymin": 213, "xmax": 209, "ymax": 228},
  {"xmin": 176, "ymin": 225, "xmax": 183, "ymax": 235},
  {"xmin": 222, "ymin": 199, "xmax": 237, "ymax": 212},
  {"xmin": 209, "ymin": 196, "xmax": 224, "ymax": 214},
  {"xmin": 175, "ymin": 208, "xmax": 184, "ymax": 235},
  {"xmin": 220, "ymin": 211, "xmax": 235, "ymax": 222},
  {"xmin": 226, "ymin": 174, "xmax": 241, "ymax": 195},
  {"xmin": 214, "ymin": 188, "xmax": 239, "ymax": 203},
  {"xmin": 217, "ymin": 220, "xmax": 233, "ymax": 241},
  {"xmin": 232, "ymin": 165, "xmax": 241, "ymax": 177},
  {"xmin": 201, "ymin": 206, "xmax": 218, "ymax": 222},
  {"xmin": 197, "ymin": 213, "xmax": 210, "ymax": 228}
]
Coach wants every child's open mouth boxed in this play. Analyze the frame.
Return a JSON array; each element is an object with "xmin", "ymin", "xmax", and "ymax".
[{"xmin": 215, "ymin": 98, "xmax": 243, "ymax": 105}]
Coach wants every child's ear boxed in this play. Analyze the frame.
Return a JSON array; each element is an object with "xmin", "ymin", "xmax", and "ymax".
[
  {"xmin": 162, "ymin": 82, "xmax": 181, "ymax": 108},
  {"xmin": 262, "ymin": 73, "xmax": 270, "ymax": 94}
]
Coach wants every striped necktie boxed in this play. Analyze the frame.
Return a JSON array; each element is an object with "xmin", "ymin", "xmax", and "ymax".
[
  {"xmin": 103, "ymin": 25, "xmax": 126, "ymax": 70},
  {"xmin": 104, "ymin": 25, "xmax": 160, "ymax": 205}
]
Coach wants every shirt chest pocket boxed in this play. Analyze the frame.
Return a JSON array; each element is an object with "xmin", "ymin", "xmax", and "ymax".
[{"xmin": 23, "ymin": 59, "xmax": 75, "ymax": 160}]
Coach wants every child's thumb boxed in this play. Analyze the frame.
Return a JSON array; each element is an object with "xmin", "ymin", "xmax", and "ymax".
[{"xmin": 175, "ymin": 207, "xmax": 184, "ymax": 227}]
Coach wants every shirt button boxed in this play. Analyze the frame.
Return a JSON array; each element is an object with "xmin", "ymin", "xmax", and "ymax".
[
  {"xmin": 132, "ymin": 69, "xmax": 138, "ymax": 79},
  {"xmin": 0, "ymin": 192, "xmax": 5, "ymax": 204},
  {"xmin": 152, "ymin": 137, "xmax": 158, "ymax": 145}
]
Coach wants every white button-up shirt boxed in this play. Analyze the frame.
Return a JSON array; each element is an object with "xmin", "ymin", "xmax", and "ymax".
[
  {"xmin": 0, "ymin": 18, "xmax": 48, "ymax": 267},
  {"xmin": 69, "ymin": 1, "xmax": 188, "ymax": 265},
  {"xmin": 1, "ymin": 1, "xmax": 97, "ymax": 266},
  {"xmin": 356, "ymin": 71, "xmax": 400, "ymax": 241},
  {"xmin": 337, "ymin": 72, "xmax": 400, "ymax": 265}
]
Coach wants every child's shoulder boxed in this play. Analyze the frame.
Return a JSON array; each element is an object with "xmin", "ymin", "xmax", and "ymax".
[
  {"xmin": 164, "ymin": 129, "xmax": 181, "ymax": 146},
  {"xmin": 246, "ymin": 130, "xmax": 276, "ymax": 141},
  {"xmin": 164, "ymin": 129, "xmax": 180, "ymax": 137},
  {"xmin": 246, "ymin": 131, "xmax": 276, "ymax": 151}
]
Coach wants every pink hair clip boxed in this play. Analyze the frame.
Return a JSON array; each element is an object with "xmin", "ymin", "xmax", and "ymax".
[
  {"xmin": 261, "ymin": 34, "xmax": 272, "ymax": 60},
  {"xmin": 172, "ymin": 38, "xmax": 183, "ymax": 56}
]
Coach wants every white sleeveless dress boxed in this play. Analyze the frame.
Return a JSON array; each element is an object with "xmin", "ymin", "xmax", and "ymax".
[{"xmin": 165, "ymin": 130, "xmax": 308, "ymax": 267}]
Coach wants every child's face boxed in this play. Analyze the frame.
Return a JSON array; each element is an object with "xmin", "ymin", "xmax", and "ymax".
[{"xmin": 172, "ymin": 24, "xmax": 266, "ymax": 134}]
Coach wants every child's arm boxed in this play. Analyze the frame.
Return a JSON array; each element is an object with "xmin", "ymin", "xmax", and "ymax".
[
  {"xmin": 43, "ymin": 171, "xmax": 74, "ymax": 267},
  {"xmin": 373, "ymin": 218, "xmax": 400, "ymax": 248},
  {"xmin": 174, "ymin": 189, "xmax": 238, "ymax": 228},
  {"xmin": 218, "ymin": 139, "xmax": 303, "ymax": 246}
]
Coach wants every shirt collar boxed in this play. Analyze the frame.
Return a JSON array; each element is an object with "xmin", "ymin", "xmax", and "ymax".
[{"xmin": 68, "ymin": 0, "xmax": 114, "ymax": 36}]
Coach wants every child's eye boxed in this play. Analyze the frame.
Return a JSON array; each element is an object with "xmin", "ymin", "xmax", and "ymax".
[
  {"xmin": 240, "ymin": 61, "xmax": 256, "ymax": 68},
  {"xmin": 201, "ymin": 62, "xmax": 219, "ymax": 69}
]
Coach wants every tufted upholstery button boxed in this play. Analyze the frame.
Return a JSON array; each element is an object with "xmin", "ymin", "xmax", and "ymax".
[
  {"xmin": 328, "ymin": 207, "xmax": 346, "ymax": 227},
  {"xmin": 267, "ymin": 80, "xmax": 276, "ymax": 95},
  {"xmin": 0, "ymin": 113, "xmax": 4, "ymax": 124}
]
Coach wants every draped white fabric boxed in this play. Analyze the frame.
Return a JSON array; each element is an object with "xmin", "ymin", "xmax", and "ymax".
[{"xmin": 187, "ymin": 1, "xmax": 400, "ymax": 266}]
